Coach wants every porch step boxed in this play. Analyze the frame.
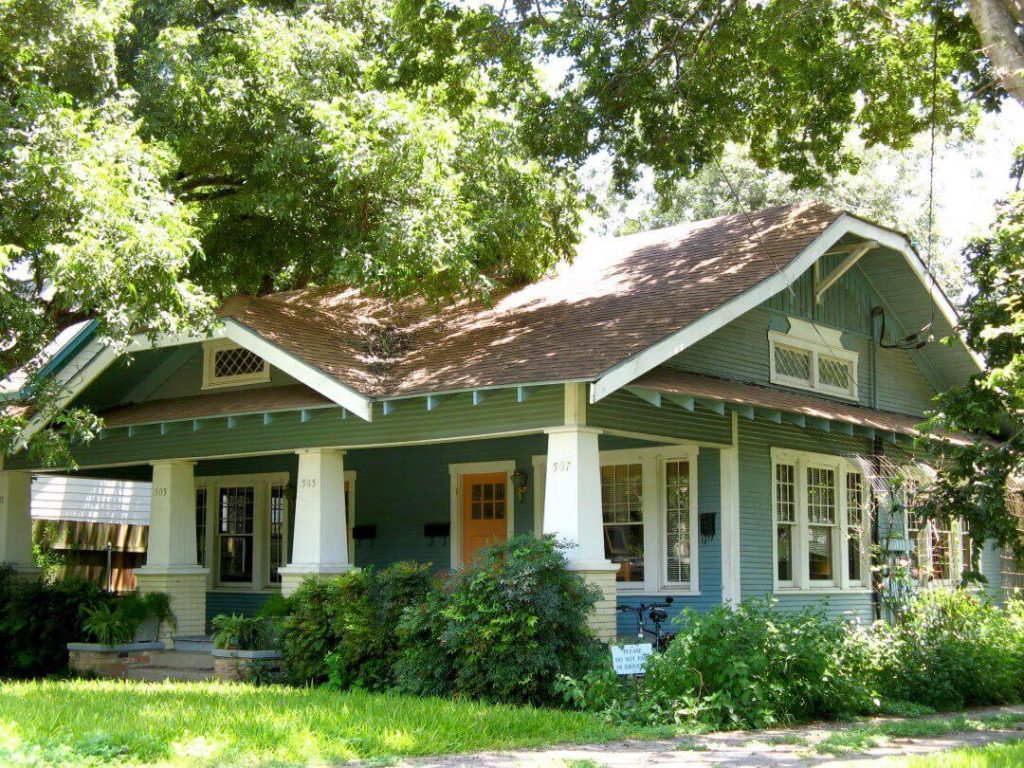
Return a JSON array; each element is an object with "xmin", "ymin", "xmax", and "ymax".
[
  {"xmin": 172, "ymin": 635, "xmax": 214, "ymax": 653},
  {"xmin": 124, "ymin": 666, "xmax": 215, "ymax": 683},
  {"xmin": 150, "ymin": 650, "xmax": 215, "ymax": 672}
]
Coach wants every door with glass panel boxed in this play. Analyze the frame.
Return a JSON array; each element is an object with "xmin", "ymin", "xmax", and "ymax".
[{"xmin": 461, "ymin": 472, "xmax": 509, "ymax": 564}]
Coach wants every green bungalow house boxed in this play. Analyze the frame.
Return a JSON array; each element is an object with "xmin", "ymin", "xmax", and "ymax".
[{"xmin": 0, "ymin": 201, "xmax": 1006, "ymax": 644}]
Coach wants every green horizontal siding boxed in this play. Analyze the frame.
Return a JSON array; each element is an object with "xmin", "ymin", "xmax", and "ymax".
[
  {"xmin": 7, "ymin": 386, "xmax": 564, "ymax": 470},
  {"xmin": 206, "ymin": 591, "xmax": 272, "ymax": 628},
  {"xmin": 588, "ymin": 391, "xmax": 733, "ymax": 445}
]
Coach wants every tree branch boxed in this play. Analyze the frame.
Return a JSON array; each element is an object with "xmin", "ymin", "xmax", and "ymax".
[{"xmin": 969, "ymin": 0, "xmax": 1024, "ymax": 106}]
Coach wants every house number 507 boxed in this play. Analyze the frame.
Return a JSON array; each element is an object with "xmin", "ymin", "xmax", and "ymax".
[{"xmin": 550, "ymin": 461, "xmax": 573, "ymax": 473}]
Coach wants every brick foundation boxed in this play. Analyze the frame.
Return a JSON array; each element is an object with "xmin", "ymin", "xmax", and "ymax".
[
  {"xmin": 134, "ymin": 567, "xmax": 208, "ymax": 645},
  {"xmin": 68, "ymin": 642, "xmax": 164, "ymax": 678},
  {"xmin": 574, "ymin": 567, "xmax": 619, "ymax": 642},
  {"xmin": 212, "ymin": 650, "xmax": 282, "ymax": 682}
]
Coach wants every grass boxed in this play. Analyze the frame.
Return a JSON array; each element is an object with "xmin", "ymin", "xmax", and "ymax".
[
  {"xmin": 0, "ymin": 679, "xmax": 663, "ymax": 767},
  {"xmin": 814, "ymin": 714, "xmax": 1024, "ymax": 756},
  {"xmin": 893, "ymin": 739, "xmax": 1024, "ymax": 766}
]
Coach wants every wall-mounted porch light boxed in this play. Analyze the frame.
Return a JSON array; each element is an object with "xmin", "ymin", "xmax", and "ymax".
[{"xmin": 511, "ymin": 469, "xmax": 528, "ymax": 502}]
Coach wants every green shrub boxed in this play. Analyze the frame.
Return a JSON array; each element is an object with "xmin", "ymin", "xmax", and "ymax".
[
  {"xmin": 278, "ymin": 561, "xmax": 433, "ymax": 687},
  {"xmin": 82, "ymin": 603, "xmax": 137, "ymax": 646},
  {"xmin": 395, "ymin": 535, "xmax": 602, "ymax": 706},
  {"xmin": 639, "ymin": 600, "xmax": 878, "ymax": 729},
  {"xmin": 0, "ymin": 565, "xmax": 111, "ymax": 677},
  {"xmin": 872, "ymin": 590, "xmax": 1024, "ymax": 711},
  {"xmin": 212, "ymin": 614, "xmax": 271, "ymax": 650}
]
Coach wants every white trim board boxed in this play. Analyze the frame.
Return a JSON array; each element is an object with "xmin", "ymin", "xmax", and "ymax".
[{"xmin": 590, "ymin": 213, "xmax": 982, "ymax": 403}]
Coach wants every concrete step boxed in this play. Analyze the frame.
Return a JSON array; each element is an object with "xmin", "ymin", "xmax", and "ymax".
[
  {"xmin": 151, "ymin": 650, "xmax": 214, "ymax": 671},
  {"xmin": 124, "ymin": 666, "xmax": 214, "ymax": 683},
  {"xmin": 172, "ymin": 635, "xmax": 214, "ymax": 653}
]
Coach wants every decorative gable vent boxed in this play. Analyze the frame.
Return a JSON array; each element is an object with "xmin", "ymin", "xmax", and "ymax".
[
  {"xmin": 202, "ymin": 340, "xmax": 270, "ymax": 389},
  {"xmin": 768, "ymin": 318, "xmax": 858, "ymax": 400}
]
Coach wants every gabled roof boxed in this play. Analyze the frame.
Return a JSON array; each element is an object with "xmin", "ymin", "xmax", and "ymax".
[
  {"xmin": 14, "ymin": 199, "xmax": 980, "ymax": 434},
  {"xmin": 220, "ymin": 201, "xmax": 845, "ymax": 399}
]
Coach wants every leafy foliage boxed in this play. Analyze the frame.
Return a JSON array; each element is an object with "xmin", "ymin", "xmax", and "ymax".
[
  {"xmin": 79, "ymin": 590, "xmax": 178, "ymax": 646},
  {"xmin": 0, "ymin": 564, "xmax": 110, "ymax": 676},
  {"xmin": 563, "ymin": 592, "xmax": 1024, "ymax": 730},
  {"xmin": 278, "ymin": 561, "xmax": 433, "ymax": 687},
  {"xmin": 923, "ymin": 156, "xmax": 1024, "ymax": 556},
  {"xmin": 211, "ymin": 613, "xmax": 271, "ymax": 651},
  {"xmin": 395, "ymin": 535, "xmax": 602, "ymax": 706}
]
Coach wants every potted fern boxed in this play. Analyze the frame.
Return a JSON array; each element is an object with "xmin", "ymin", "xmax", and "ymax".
[{"xmin": 67, "ymin": 592, "xmax": 175, "ymax": 677}]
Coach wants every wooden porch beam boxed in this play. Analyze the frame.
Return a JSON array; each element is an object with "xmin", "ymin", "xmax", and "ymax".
[
  {"xmin": 832, "ymin": 421, "xmax": 855, "ymax": 437},
  {"xmin": 160, "ymin": 422, "xmax": 171, "ymax": 436},
  {"xmin": 227, "ymin": 416, "xmax": 239, "ymax": 429},
  {"xmin": 300, "ymin": 409, "xmax": 314, "ymax": 423},
  {"xmin": 808, "ymin": 417, "xmax": 830, "ymax": 433},
  {"xmin": 730, "ymin": 404, "xmax": 755, "ymax": 421},
  {"xmin": 664, "ymin": 394, "xmax": 695, "ymax": 412},
  {"xmin": 626, "ymin": 387, "xmax": 662, "ymax": 408},
  {"xmin": 814, "ymin": 241, "xmax": 877, "ymax": 304},
  {"xmin": 781, "ymin": 412, "xmax": 806, "ymax": 428},
  {"xmin": 855, "ymin": 425, "xmax": 875, "ymax": 441},
  {"xmin": 426, "ymin": 395, "xmax": 444, "ymax": 411},
  {"xmin": 756, "ymin": 408, "xmax": 782, "ymax": 424},
  {"xmin": 516, "ymin": 386, "xmax": 537, "ymax": 403},
  {"xmin": 695, "ymin": 398, "xmax": 726, "ymax": 416},
  {"xmin": 381, "ymin": 401, "xmax": 396, "ymax": 416},
  {"xmin": 263, "ymin": 413, "xmax": 274, "ymax": 426},
  {"xmin": 472, "ymin": 390, "xmax": 485, "ymax": 406}
]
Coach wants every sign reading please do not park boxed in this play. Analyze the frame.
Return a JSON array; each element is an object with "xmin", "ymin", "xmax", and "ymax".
[{"xmin": 611, "ymin": 643, "xmax": 654, "ymax": 676}]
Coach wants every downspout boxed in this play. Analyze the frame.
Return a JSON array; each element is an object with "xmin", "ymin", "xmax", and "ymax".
[{"xmin": 869, "ymin": 307, "xmax": 883, "ymax": 620}]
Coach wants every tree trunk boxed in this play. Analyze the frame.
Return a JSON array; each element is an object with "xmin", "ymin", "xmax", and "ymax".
[{"xmin": 968, "ymin": 0, "xmax": 1024, "ymax": 106}]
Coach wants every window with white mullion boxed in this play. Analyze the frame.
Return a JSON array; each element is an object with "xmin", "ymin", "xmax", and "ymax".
[
  {"xmin": 662, "ymin": 458, "xmax": 696, "ymax": 588},
  {"xmin": 845, "ymin": 472, "xmax": 868, "ymax": 586},
  {"xmin": 806, "ymin": 465, "xmax": 837, "ymax": 585},
  {"xmin": 774, "ymin": 462, "xmax": 797, "ymax": 586}
]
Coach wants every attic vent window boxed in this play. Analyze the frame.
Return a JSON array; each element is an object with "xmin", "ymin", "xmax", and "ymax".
[
  {"xmin": 768, "ymin": 318, "xmax": 858, "ymax": 400},
  {"xmin": 202, "ymin": 341, "xmax": 270, "ymax": 389}
]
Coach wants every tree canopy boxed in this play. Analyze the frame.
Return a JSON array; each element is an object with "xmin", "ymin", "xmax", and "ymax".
[{"xmin": 2, "ymin": 0, "xmax": 1021, "ymax": 469}]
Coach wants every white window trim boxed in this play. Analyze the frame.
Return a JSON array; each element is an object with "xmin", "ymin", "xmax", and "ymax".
[
  {"xmin": 196, "ymin": 471, "xmax": 290, "ymax": 591},
  {"xmin": 448, "ymin": 460, "xmax": 516, "ymax": 569},
  {"xmin": 768, "ymin": 324, "xmax": 859, "ymax": 401},
  {"xmin": 771, "ymin": 448, "xmax": 870, "ymax": 594},
  {"xmin": 533, "ymin": 445, "xmax": 701, "ymax": 595},
  {"xmin": 201, "ymin": 339, "xmax": 270, "ymax": 390}
]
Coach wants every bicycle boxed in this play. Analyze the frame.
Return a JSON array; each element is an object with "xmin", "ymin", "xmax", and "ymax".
[{"xmin": 615, "ymin": 596, "xmax": 676, "ymax": 651}]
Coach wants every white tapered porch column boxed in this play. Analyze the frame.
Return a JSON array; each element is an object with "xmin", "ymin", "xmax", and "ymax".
[
  {"xmin": 0, "ymin": 469, "xmax": 40, "ymax": 579},
  {"xmin": 279, "ymin": 448, "xmax": 351, "ymax": 596},
  {"xmin": 135, "ymin": 460, "xmax": 207, "ymax": 644},
  {"xmin": 542, "ymin": 424, "xmax": 618, "ymax": 641}
]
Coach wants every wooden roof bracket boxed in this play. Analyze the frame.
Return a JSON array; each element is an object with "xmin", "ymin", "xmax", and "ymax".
[{"xmin": 813, "ymin": 241, "xmax": 877, "ymax": 305}]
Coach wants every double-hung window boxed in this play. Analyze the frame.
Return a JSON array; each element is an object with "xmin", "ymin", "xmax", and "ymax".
[
  {"xmin": 598, "ymin": 447, "xmax": 699, "ymax": 593},
  {"xmin": 904, "ymin": 502, "xmax": 978, "ymax": 587},
  {"xmin": 772, "ymin": 449, "xmax": 870, "ymax": 591}
]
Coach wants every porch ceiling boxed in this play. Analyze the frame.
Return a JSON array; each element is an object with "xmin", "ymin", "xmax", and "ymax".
[{"xmin": 628, "ymin": 367, "xmax": 973, "ymax": 447}]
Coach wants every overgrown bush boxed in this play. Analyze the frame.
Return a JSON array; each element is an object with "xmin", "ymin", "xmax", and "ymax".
[
  {"xmin": 0, "ymin": 564, "xmax": 110, "ymax": 677},
  {"xmin": 872, "ymin": 590, "xmax": 1024, "ymax": 711},
  {"xmin": 640, "ymin": 600, "xmax": 878, "ymax": 729},
  {"xmin": 278, "ymin": 561, "xmax": 433, "ymax": 687},
  {"xmin": 395, "ymin": 535, "xmax": 603, "ymax": 706}
]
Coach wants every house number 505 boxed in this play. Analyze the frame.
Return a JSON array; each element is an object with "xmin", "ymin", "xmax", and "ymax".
[
  {"xmin": 550, "ymin": 461, "xmax": 573, "ymax": 473},
  {"xmin": 301, "ymin": 479, "xmax": 317, "ymax": 488},
  {"xmin": 152, "ymin": 487, "xmax": 168, "ymax": 497}
]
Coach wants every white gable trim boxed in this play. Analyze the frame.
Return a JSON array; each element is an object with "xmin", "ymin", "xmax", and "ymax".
[
  {"xmin": 19, "ymin": 319, "xmax": 373, "ymax": 445},
  {"xmin": 222, "ymin": 319, "xmax": 373, "ymax": 421},
  {"xmin": 590, "ymin": 213, "xmax": 982, "ymax": 403}
]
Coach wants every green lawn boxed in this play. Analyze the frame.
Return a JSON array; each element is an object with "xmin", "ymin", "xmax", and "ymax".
[
  {"xmin": 895, "ymin": 739, "xmax": 1024, "ymax": 767},
  {"xmin": 813, "ymin": 714, "xmax": 1024, "ymax": 756},
  {"xmin": 0, "ymin": 679, "xmax": 660, "ymax": 766}
]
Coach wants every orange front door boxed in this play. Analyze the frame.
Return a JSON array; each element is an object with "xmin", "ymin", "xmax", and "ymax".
[{"xmin": 461, "ymin": 472, "xmax": 509, "ymax": 564}]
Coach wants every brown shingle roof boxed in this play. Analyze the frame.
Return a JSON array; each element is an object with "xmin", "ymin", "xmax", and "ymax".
[
  {"xmin": 219, "ymin": 201, "xmax": 843, "ymax": 399},
  {"xmin": 632, "ymin": 367, "xmax": 972, "ymax": 446}
]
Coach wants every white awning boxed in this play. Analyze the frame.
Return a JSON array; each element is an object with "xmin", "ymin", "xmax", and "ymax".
[{"xmin": 31, "ymin": 475, "xmax": 151, "ymax": 526}]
